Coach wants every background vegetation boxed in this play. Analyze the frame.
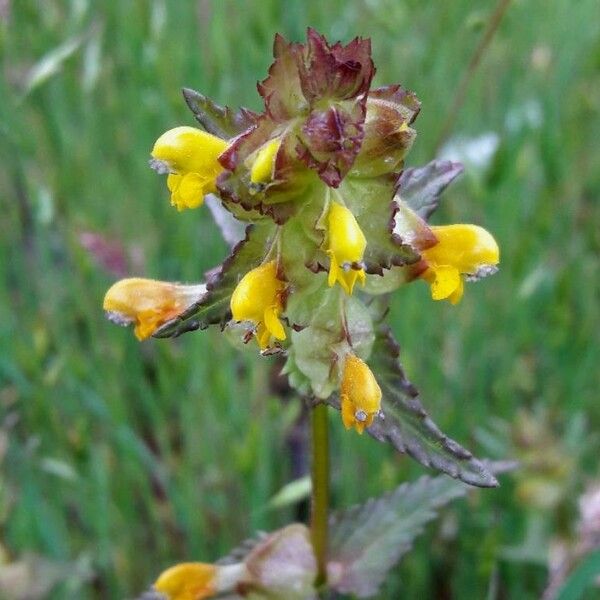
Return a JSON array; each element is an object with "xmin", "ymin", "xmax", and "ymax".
[{"xmin": 1, "ymin": 0, "xmax": 599, "ymax": 598}]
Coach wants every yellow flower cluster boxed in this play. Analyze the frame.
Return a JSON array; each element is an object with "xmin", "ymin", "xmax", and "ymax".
[{"xmin": 104, "ymin": 123, "xmax": 500, "ymax": 435}]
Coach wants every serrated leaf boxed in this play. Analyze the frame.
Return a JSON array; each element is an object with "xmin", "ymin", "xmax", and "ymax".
[
  {"xmin": 296, "ymin": 29, "xmax": 374, "ymax": 104},
  {"xmin": 217, "ymin": 116, "xmax": 314, "ymax": 225},
  {"xmin": 327, "ymin": 475, "xmax": 469, "ymax": 597},
  {"xmin": 366, "ymin": 328, "xmax": 498, "ymax": 488},
  {"xmin": 216, "ymin": 533, "xmax": 270, "ymax": 566},
  {"xmin": 182, "ymin": 87, "xmax": 258, "ymax": 139},
  {"xmin": 153, "ymin": 223, "xmax": 274, "ymax": 338},
  {"xmin": 258, "ymin": 33, "xmax": 306, "ymax": 121},
  {"xmin": 397, "ymin": 160, "xmax": 464, "ymax": 220}
]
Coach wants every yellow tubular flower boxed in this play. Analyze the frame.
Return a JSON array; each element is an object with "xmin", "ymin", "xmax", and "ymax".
[
  {"xmin": 151, "ymin": 126, "xmax": 228, "ymax": 211},
  {"xmin": 421, "ymin": 224, "xmax": 500, "ymax": 304},
  {"xmin": 103, "ymin": 278, "xmax": 206, "ymax": 340},
  {"xmin": 340, "ymin": 354, "xmax": 382, "ymax": 434},
  {"xmin": 230, "ymin": 261, "xmax": 287, "ymax": 350},
  {"xmin": 155, "ymin": 563, "xmax": 216, "ymax": 600},
  {"xmin": 250, "ymin": 138, "xmax": 282, "ymax": 184},
  {"xmin": 327, "ymin": 202, "xmax": 367, "ymax": 295}
]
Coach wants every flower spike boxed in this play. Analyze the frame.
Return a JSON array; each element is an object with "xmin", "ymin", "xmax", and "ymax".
[
  {"xmin": 151, "ymin": 126, "xmax": 228, "ymax": 211},
  {"xmin": 340, "ymin": 354, "xmax": 382, "ymax": 434},
  {"xmin": 230, "ymin": 261, "xmax": 287, "ymax": 350},
  {"xmin": 326, "ymin": 202, "xmax": 367, "ymax": 295},
  {"xmin": 420, "ymin": 224, "xmax": 500, "ymax": 304}
]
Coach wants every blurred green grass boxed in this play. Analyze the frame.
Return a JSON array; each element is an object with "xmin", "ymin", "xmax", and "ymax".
[{"xmin": 1, "ymin": 0, "xmax": 599, "ymax": 598}]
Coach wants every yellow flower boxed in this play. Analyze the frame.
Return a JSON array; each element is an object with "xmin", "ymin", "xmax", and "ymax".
[
  {"xmin": 154, "ymin": 562, "xmax": 246, "ymax": 600},
  {"xmin": 230, "ymin": 261, "xmax": 287, "ymax": 350},
  {"xmin": 155, "ymin": 563, "xmax": 216, "ymax": 600},
  {"xmin": 340, "ymin": 354, "xmax": 382, "ymax": 434},
  {"xmin": 420, "ymin": 224, "xmax": 500, "ymax": 304},
  {"xmin": 151, "ymin": 126, "xmax": 228, "ymax": 211},
  {"xmin": 249, "ymin": 138, "xmax": 282, "ymax": 184},
  {"xmin": 326, "ymin": 202, "xmax": 367, "ymax": 295},
  {"xmin": 103, "ymin": 278, "xmax": 206, "ymax": 340}
]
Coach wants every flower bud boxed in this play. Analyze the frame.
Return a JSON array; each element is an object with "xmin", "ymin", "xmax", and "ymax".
[
  {"xmin": 249, "ymin": 138, "xmax": 282, "ymax": 184},
  {"xmin": 420, "ymin": 224, "xmax": 500, "ymax": 304},
  {"xmin": 230, "ymin": 261, "xmax": 287, "ymax": 350},
  {"xmin": 351, "ymin": 85, "xmax": 419, "ymax": 177},
  {"xmin": 151, "ymin": 126, "xmax": 228, "ymax": 211},
  {"xmin": 340, "ymin": 354, "xmax": 382, "ymax": 434},
  {"xmin": 154, "ymin": 563, "xmax": 216, "ymax": 600},
  {"xmin": 327, "ymin": 202, "xmax": 367, "ymax": 295},
  {"xmin": 103, "ymin": 278, "xmax": 206, "ymax": 340},
  {"xmin": 154, "ymin": 562, "xmax": 246, "ymax": 600}
]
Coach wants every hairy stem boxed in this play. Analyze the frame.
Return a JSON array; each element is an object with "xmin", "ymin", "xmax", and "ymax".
[{"xmin": 311, "ymin": 402, "xmax": 330, "ymax": 587}]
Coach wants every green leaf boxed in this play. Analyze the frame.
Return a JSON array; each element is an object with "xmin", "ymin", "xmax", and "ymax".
[
  {"xmin": 397, "ymin": 160, "xmax": 464, "ymax": 220},
  {"xmin": 327, "ymin": 474, "xmax": 470, "ymax": 598},
  {"xmin": 182, "ymin": 87, "xmax": 258, "ymax": 139},
  {"xmin": 367, "ymin": 328, "xmax": 498, "ymax": 488},
  {"xmin": 267, "ymin": 476, "xmax": 312, "ymax": 510},
  {"xmin": 555, "ymin": 550, "xmax": 600, "ymax": 600},
  {"xmin": 153, "ymin": 223, "xmax": 274, "ymax": 338}
]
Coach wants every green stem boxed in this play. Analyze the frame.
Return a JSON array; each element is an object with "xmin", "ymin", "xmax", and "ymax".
[
  {"xmin": 433, "ymin": 0, "xmax": 512, "ymax": 152},
  {"xmin": 311, "ymin": 402, "xmax": 330, "ymax": 587}
]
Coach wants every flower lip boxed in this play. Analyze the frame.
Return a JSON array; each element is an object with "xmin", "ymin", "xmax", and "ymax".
[
  {"xmin": 230, "ymin": 261, "xmax": 287, "ymax": 350},
  {"xmin": 326, "ymin": 201, "xmax": 367, "ymax": 295},
  {"xmin": 150, "ymin": 126, "xmax": 228, "ymax": 211},
  {"xmin": 340, "ymin": 353, "xmax": 382, "ymax": 434},
  {"xmin": 420, "ymin": 223, "xmax": 499, "ymax": 304}
]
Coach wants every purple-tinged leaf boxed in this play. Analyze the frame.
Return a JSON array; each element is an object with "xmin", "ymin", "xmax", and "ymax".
[
  {"xmin": 351, "ymin": 85, "xmax": 420, "ymax": 178},
  {"xmin": 182, "ymin": 87, "xmax": 258, "ymax": 139},
  {"xmin": 397, "ymin": 160, "xmax": 464, "ymax": 220},
  {"xmin": 152, "ymin": 223, "xmax": 274, "ymax": 338},
  {"xmin": 258, "ymin": 33, "xmax": 307, "ymax": 121},
  {"xmin": 244, "ymin": 524, "xmax": 317, "ymax": 599},
  {"xmin": 218, "ymin": 115, "xmax": 279, "ymax": 173},
  {"xmin": 392, "ymin": 200, "xmax": 438, "ymax": 252},
  {"xmin": 327, "ymin": 475, "xmax": 470, "ymax": 597},
  {"xmin": 296, "ymin": 28, "xmax": 374, "ymax": 104},
  {"xmin": 369, "ymin": 84, "xmax": 421, "ymax": 124},
  {"xmin": 367, "ymin": 328, "xmax": 498, "ymax": 488},
  {"xmin": 218, "ymin": 116, "xmax": 314, "ymax": 224},
  {"xmin": 297, "ymin": 101, "xmax": 366, "ymax": 187}
]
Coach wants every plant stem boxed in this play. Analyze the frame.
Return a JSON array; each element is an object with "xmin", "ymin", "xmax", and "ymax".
[
  {"xmin": 434, "ymin": 0, "xmax": 512, "ymax": 152},
  {"xmin": 311, "ymin": 402, "xmax": 330, "ymax": 586}
]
